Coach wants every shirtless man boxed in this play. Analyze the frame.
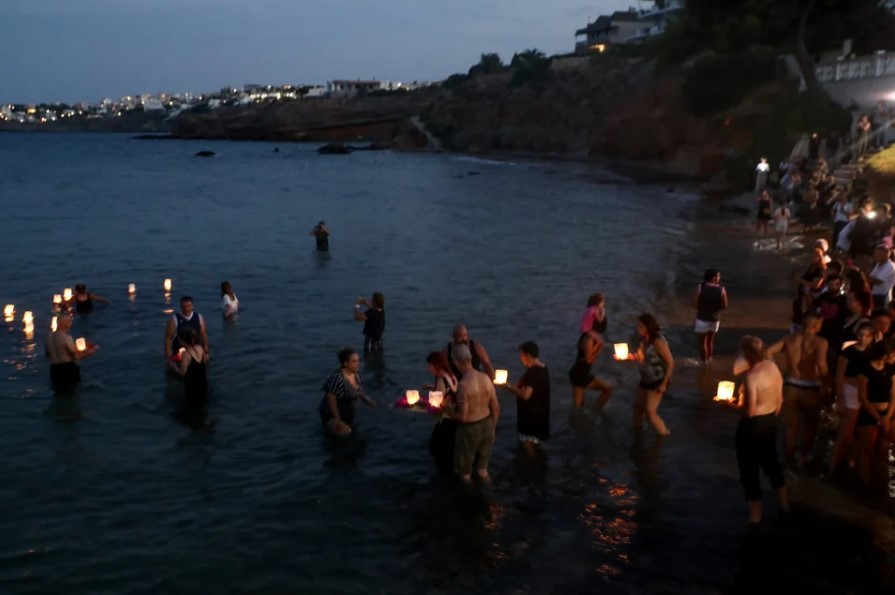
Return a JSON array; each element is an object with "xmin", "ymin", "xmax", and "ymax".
[
  {"xmin": 443, "ymin": 324, "xmax": 495, "ymax": 380},
  {"xmin": 765, "ymin": 312, "xmax": 829, "ymax": 466},
  {"xmin": 452, "ymin": 344, "xmax": 500, "ymax": 483},
  {"xmin": 45, "ymin": 314, "xmax": 98, "ymax": 392},
  {"xmin": 733, "ymin": 336, "xmax": 789, "ymax": 525}
]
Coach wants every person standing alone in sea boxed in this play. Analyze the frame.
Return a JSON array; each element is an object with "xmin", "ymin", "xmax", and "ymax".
[{"xmin": 310, "ymin": 221, "xmax": 330, "ymax": 251}]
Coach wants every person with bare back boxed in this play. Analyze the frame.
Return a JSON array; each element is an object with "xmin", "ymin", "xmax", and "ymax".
[{"xmin": 765, "ymin": 313, "xmax": 829, "ymax": 467}]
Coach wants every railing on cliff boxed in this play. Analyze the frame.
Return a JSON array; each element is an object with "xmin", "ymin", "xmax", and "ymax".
[{"xmin": 815, "ymin": 50, "xmax": 895, "ymax": 83}]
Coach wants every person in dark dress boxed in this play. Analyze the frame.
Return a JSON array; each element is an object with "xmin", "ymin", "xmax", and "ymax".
[
  {"xmin": 71, "ymin": 283, "xmax": 110, "ymax": 315},
  {"xmin": 319, "ymin": 348, "xmax": 376, "ymax": 437},
  {"xmin": 756, "ymin": 190, "xmax": 773, "ymax": 236},
  {"xmin": 166, "ymin": 328, "xmax": 210, "ymax": 429},
  {"xmin": 354, "ymin": 293, "xmax": 385, "ymax": 353},
  {"xmin": 498, "ymin": 341, "xmax": 550, "ymax": 449},
  {"xmin": 425, "ymin": 351, "xmax": 459, "ymax": 472}
]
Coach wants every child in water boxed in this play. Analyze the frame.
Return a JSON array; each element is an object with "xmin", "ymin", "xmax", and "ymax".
[{"xmin": 579, "ymin": 292, "xmax": 607, "ymax": 335}]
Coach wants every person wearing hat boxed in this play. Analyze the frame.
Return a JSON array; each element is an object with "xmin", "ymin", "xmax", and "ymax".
[
  {"xmin": 310, "ymin": 221, "xmax": 330, "ymax": 251},
  {"xmin": 693, "ymin": 268, "xmax": 728, "ymax": 365}
]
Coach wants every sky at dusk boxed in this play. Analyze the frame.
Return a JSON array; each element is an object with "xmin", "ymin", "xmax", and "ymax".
[{"xmin": 0, "ymin": 0, "xmax": 635, "ymax": 104}]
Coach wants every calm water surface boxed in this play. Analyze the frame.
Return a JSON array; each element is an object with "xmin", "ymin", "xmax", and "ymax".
[{"xmin": 0, "ymin": 133, "xmax": 888, "ymax": 594}]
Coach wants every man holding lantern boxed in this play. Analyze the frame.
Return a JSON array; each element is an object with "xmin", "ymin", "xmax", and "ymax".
[{"xmin": 45, "ymin": 314, "xmax": 98, "ymax": 393}]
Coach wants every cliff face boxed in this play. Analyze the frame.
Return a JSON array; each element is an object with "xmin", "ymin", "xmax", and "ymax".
[
  {"xmin": 0, "ymin": 110, "xmax": 171, "ymax": 133},
  {"xmin": 421, "ymin": 56, "xmax": 732, "ymax": 178},
  {"xmin": 170, "ymin": 91, "xmax": 436, "ymax": 144}
]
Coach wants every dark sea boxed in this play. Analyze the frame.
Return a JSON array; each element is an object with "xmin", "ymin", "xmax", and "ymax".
[{"xmin": 0, "ymin": 133, "xmax": 892, "ymax": 594}]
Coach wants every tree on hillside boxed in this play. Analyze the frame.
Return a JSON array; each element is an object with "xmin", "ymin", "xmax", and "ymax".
[
  {"xmin": 468, "ymin": 53, "xmax": 504, "ymax": 76},
  {"xmin": 676, "ymin": 0, "xmax": 895, "ymax": 93}
]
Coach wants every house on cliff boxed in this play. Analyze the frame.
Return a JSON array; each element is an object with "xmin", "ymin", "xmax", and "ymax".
[
  {"xmin": 574, "ymin": 1, "xmax": 682, "ymax": 53},
  {"xmin": 326, "ymin": 80, "xmax": 382, "ymax": 97}
]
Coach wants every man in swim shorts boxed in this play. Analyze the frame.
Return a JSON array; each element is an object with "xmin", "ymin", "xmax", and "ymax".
[{"xmin": 452, "ymin": 344, "xmax": 500, "ymax": 483}]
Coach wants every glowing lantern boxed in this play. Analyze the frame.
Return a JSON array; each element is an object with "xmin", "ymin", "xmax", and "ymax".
[
  {"xmin": 405, "ymin": 390, "xmax": 420, "ymax": 406},
  {"xmin": 614, "ymin": 343, "xmax": 629, "ymax": 360},
  {"xmin": 22, "ymin": 311, "xmax": 33, "ymax": 324},
  {"xmin": 63, "ymin": 288, "xmax": 73, "ymax": 301},
  {"xmin": 4, "ymin": 304, "xmax": 14, "ymax": 317},
  {"xmin": 494, "ymin": 369, "xmax": 508, "ymax": 385},
  {"xmin": 128, "ymin": 283, "xmax": 136, "ymax": 295},
  {"xmin": 51, "ymin": 316, "xmax": 57, "ymax": 332},
  {"xmin": 163, "ymin": 278, "xmax": 172, "ymax": 292},
  {"xmin": 428, "ymin": 391, "xmax": 444, "ymax": 408},
  {"xmin": 24, "ymin": 323, "xmax": 34, "ymax": 338},
  {"xmin": 75, "ymin": 338, "xmax": 87, "ymax": 352},
  {"xmin": 53, "ymin": 294, "xmax": 62, "ymax": 305},
  {"xmin": 714, "ymin": 381, "xmax": 736, "ymax": 402}
]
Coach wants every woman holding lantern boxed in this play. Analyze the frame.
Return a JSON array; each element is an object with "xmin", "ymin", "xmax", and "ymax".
[
  {"xmin": 630, "ymin": 313, "xmax": 673, "ymax": 437},
  {"xmin": 319, "ymin": 348, "xmax": 376, "ymax": 437}
]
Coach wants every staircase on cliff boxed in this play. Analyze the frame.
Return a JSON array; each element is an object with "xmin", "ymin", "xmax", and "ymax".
[{"xmin": 409, "ymin": 116, "xmax": 443, "ymax": 151}]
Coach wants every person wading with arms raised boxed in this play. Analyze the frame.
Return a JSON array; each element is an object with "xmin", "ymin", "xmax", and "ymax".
[{"xmin": 452, "ymin": 344, "xmax": 500, "ymax": 483}]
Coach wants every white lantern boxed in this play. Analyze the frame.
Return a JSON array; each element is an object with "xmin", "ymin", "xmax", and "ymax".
[
  {"xmin": 53, "ymin": 294, "xmax": 62, "ymax": 305},
  {"xmin": 128, "ymin": 283, "xmax": 136, "ymax": 295},
  {"xmin": 614, "ymin": 343, "xmax": 629, "ymax": 360},
  {"xmin": 75, "ymin": 338, "xmax": 87, "ymax": 352},
  {"xmin": 51, "ymin": 316, "xmax": 57, "ymax": 332},
  {"xmin": 23, "ymin": 323, "xmax": 34, "ymax": 337},
  {"xmin": 405, "ymin": 390, "xmax": 420, "ymax": 406},
  {"xmin": 428, "ymin": 391, "xmax": 444, "ymax": 408},
  {"xmin": 22, "ymin": 311, "xmax": 33, "ymax": 324},
  {"xmin": 163, "ymin": 278, "xmax": 172, "ymax": 292},
  {"xmin": 63, "ymin": 288, "xmax": 73, "ymax": 302},
  {"xmin": 715, "ymin": 381, "xmax": 736, "ymax": 402},
  {"xmin": 494, "ymin": 369, "xmax": 509, "ymax": 385},
  {"xmin": 3, "ymin": 304, "xmax": 13, "ymax": 317}
]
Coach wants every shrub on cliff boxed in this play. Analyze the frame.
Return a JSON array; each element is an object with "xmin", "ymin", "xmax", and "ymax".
[
  {"xmin": 508, "ymin": 49, "xmax": 551, "ymax": 89},
  {"xmin": 442, "ymin": 74, "xmax": 470, "ymax": 90},
  {"xmin": 681, "ymin": 49, "xmax": 778, "ymax": 117},
  {"xmin": 468, "ymin": 53, "xmax": 505, "ymax": 76}
]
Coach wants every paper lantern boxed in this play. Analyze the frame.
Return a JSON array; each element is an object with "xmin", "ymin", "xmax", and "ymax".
[
  {"xmin": 51, "ymin": 316, "xmax": 57, "ymax": 332},
  {"xmin": 3, "ymin": 305, "xmax": 13, "ymax": 317},
  {"xmin": 405, "ymin": 390, "xmax": 420, "ymax": 406},
  {"xmin": 53, "ymin": 294, "xmax": 62, "ymax": 305},
  {"xmin": 63, "ymin": 288, "xmax": 73, "ymax": 301},
  {"xmin": 22, "ymin": 311, "xmax": 33, "ymax": 324},
  {"xmin": 23, "ymin": 323, "xmax": 34, "ymax": 338},
  {"xmin": 128, "ymin": 283, "xmax": 136, "ymax": 295},
  {"xmin": 75, "ymin": 338, "xmax": 87, "ymax": 352},
  {"xmin": 494, "ymin": 369, "xmax": 508, "ymax": 385},
  {"xmin": 614, "ymin": 343, "xmax": 629, "ymax": 360},
  {"xmin": 714, "ymin": 381, "xmax": 735, "ymax": 402},
  {"xmin": 163, "ymin": 278, "xmax": 172, "ymax": 292},
  {"xmin": 428, "ymin": 391, "xmax": 444, "ymax": 408}
]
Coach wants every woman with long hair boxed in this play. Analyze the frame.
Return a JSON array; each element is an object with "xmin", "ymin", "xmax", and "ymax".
[
  {"xmin": 630, "ymin": 313, "xmax": 674, "ymax": 437},
  {"xmin": 220, "ymin": 281, "xmax": 239, "ymax": 318},
  {"xmin": 426, "ymin": 351, "xmax": 459, "ymax": 472}
]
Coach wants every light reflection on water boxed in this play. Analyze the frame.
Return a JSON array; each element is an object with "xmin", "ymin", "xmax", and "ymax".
[{"xmin": 0, "ymin": 133, "xmax": 891, "ymax": 592}]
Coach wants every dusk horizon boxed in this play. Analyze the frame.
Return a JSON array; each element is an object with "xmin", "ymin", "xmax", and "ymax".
[{"xmin": 0, "ymin": 0, "xmax": 632, "ymax": 104}]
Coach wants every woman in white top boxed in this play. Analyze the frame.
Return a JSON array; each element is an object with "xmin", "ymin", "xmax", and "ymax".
[{"xmin": 220, "ymin": 281, "xmax": 239, "ymax": 318}]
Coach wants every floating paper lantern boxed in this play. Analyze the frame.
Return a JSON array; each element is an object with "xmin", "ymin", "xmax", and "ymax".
[
  {"xmin": 53, "ymin": 294, "xmax": 62, "ymax": 305},
  {"xmin": 63, "ymin": 288, "xmax": 73, "ymax": 302},
  {"xmin": 4, "ymin": 304, "xmax": 14, "ymax": 317},
  {"xmin": 22, "ymin": 311, "xmax": 33, "ymax": 324},
  {"xmin": 51, "ymin": 316, "xmax": 57, "ymax": 332},
  {"xmin": 614, "ymin": 343, "xmax": 629, "ymax": 360},
  {"xmin": 428, "ymin": 391, "xmax": 444, "ymax": 408},
  {"xmin": 163, "ymin": 278, "xmax": 172, "ymax": 292},
  {"xmin": 494, "ymin": 369, "xmax": 508, "ymax": 385},
  {"xmin": 128, "ymin": 283, "xmax": 136, "ymax": 295},
  {"xmin": 714, "ymin": 381, "xmax": 736, "ymax": 402},
  {"xmin": 75, "ymin": 338, "xmax": 87, "ymax": 352},
  {"xmin": 405, "ymin": 389, "xmax": 420, "ymax": 406},
  {"xmin": 23, "ymin": 323, "xmax": 34, "ymax": 338}
]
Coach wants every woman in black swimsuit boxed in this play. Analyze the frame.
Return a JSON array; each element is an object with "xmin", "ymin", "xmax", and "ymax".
[
  {"xmin": 71, "ymin": 283, "xmax": 110, "ymax": 315},
  {"xmin": 166, "ymin": 328, "xmax": 210, "ymax": 429},
  {"xmin": 855, "ymin": 340, "xmax": 895, "ymax": 483}
]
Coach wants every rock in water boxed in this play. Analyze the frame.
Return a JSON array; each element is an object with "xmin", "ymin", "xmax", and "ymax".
[
  {"xmin": 194, "ymin": 150, "xmax": 216, "ymax": 157},
  {"xmin": 317, "ymin": 143, "xmax": 351, "ymax": 155}
]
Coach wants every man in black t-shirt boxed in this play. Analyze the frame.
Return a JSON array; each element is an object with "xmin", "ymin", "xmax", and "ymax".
[{"xmin": 496, "ymin": 341, "xmax": 550, "ymax": 447}]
